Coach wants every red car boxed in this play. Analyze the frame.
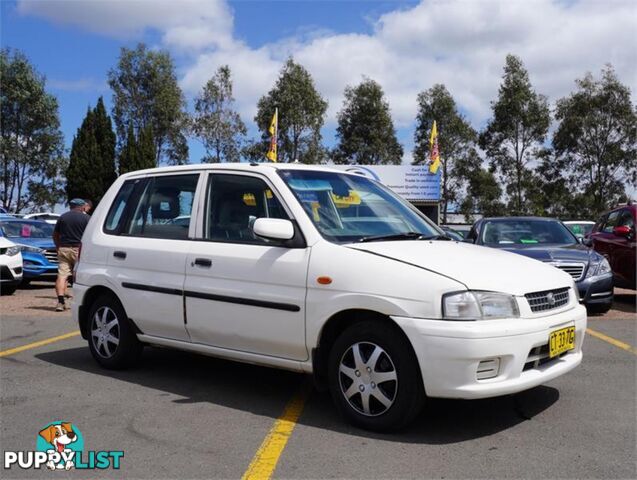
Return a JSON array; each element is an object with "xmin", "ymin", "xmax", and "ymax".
[{"xmin": 589, "ymin": 204, "xmax": 636, "ymax": 290}]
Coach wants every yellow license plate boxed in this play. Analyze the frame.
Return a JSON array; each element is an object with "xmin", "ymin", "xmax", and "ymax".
[{"xmin": 549, "ymin": 326, "xmax": 575, "ymax": 358}]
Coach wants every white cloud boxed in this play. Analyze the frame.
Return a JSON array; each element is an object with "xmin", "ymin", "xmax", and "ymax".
[
  {"xmin": 48, "ymin": 77, "xmax": 107, "ymax": 92},
  {"xmin": 16, "ymin": 0, "xmax": 234, "ymax": 51},
  {"xmin": 19, "ymin": 0, "xmax": 637, "ymax": 147}
]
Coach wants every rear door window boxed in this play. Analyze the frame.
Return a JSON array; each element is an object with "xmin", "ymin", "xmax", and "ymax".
[
  {"xmin": 127, "ymin": 174, "xmax": 199, "ymax": 240},
  {"xmin": 104, "ymin": 180, "xmax": 138, "ymax": 234}
]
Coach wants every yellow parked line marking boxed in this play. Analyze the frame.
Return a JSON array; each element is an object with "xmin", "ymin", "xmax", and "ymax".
[
  {"xmin": 587, "ymin": 328, "xmax": 637, "ymax": 355},
  {"xmin": 0, "ymin": 330, "xmax": 81, "ymax": 358},
  {"xmin": 242, "ymin": 382, "xmax": 311, "ymax": 480}
]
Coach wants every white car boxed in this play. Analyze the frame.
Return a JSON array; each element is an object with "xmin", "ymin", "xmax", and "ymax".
[
  {"xmin": 73, "ymin": 164, "xmax": 586, "ymax": 431},
  {"xmin": 23, "ymin": 213, "xmax": 60, "ymax": 225},
  {"xmin": 0, "ymin": 236, "xmax": 23, "ymax": 295}
]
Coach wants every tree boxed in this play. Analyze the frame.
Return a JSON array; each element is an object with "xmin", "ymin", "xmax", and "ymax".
[
  {"xmin": 479, "ymin": 54, "xmax": 550, "ymax": 215},
  {"xmin": 0, "ymin": 48, "xmax": 66, "ymax": 212},
  {"xmin": 255, "ymin": 58, "xmax": 328, "ymax": 163},
  {"xmin": 413, "ymin": 84, "xmax": 477, "ymax": 223},
  {"xmin": 333, "ymin": 78, "xmax": 403, "ymax": 166},
  {"xmin": 460, "ymin": 165, "xmax": 505, "ymax": 222},
  {"xmin": 108, "ymin": 43, "xmax": 188, "ymax": 166},
  {"xmin": 553, "ymin": 65, "xmax": 637, "ymax": 216},
  {"xmin": 119, "ymin": 124, "xmax": 156, "ymax": 175},
  {"xmin": 66, "ymin": 97, "xmax": 116, "ymax": 205},
  {"xmin": 191, "ymin": 66, "xmax": 246, "ymax": 163}
]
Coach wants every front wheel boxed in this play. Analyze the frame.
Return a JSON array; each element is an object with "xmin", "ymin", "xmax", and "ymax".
[
  {"xmin": 328, "ymin": 320, "xmax": 425, "ymax": 432},
  {"xmin": 87, "ymin": 293, "xmax": 142, "ymax": 369}
]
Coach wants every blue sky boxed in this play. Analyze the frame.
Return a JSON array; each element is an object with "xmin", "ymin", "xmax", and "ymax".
[{"xmin": 2, "ymin": 0, "xmax": 636, "ymax": 166}]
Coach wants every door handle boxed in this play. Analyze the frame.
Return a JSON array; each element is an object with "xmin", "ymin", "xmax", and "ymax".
[
  {"xmin": 113, "ymin": 251, "xmax": 127, "ymax": 260},
  {"xmin": 193, "ymin": 258, "xmax": 212, "ymax": 268}
]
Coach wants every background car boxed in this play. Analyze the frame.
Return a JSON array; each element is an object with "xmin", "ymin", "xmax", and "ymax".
[
  {"xmin": 23, "ymin": 212, "xmax": 60, "ymax": 225},
  {"xmin": 465, "ymin": 217, "xmax": 614, "ymax": 313},
  {"xmin": 563, "ymin": 220, "xmax": 595, "ymax": 241},
  {"xmin": 589, "ymin": 204, "xmax": 636, "ymax": 290},
  {"xmin": 0, "ymin": 236, "xmax": 23, "ymax": 295},
  {"xmin": 439, "ymin": 225, "xmax": 464, "ymax": 241},
  {"xmin": 0, "ymin": 219, "xmax": 58, "ymax": 284}
]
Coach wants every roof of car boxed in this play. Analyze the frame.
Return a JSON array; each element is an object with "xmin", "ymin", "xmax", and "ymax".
[{"xmin": 119, "ymin": 162, "xmax": 357, "ymax": 180}]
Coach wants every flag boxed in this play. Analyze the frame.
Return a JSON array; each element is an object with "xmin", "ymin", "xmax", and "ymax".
[
  {"xmin": 266, "ymin": 109, "xmax": 278, "ymax": 162},
  {"xmin": 429, "ymin": 120, "xmax": 440, "ymax": 174}
]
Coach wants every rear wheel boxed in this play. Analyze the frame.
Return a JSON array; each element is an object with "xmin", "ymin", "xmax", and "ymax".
[
  {"xmin": 87, "ymin": 293, "xmax": 142, "ymax": 369},
  {"xmin": 328, "ymin": 320, "xmax": 424, "ymax": 432}
]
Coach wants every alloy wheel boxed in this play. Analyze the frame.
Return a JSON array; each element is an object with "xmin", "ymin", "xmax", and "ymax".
[
  {"xmin": 338, "ymin": 341, "xmax": 398, "ymax": 416},
  {"xmin": 91, "ymin": 306, "xmax": 120, "ymax": 358}
]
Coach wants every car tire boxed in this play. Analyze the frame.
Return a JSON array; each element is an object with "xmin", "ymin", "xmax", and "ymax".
[
  {"xmin": 327, "ymin": 320, "xmax": 425, "ymax": 432},
  {"xmin": 87, "ymin": 293, "xmax": 142, "ymax": 369},
  {"xmin": 586, "ymin": 303, "xmax": 612, "ymax": 315},
  {"xmin": 1, "ymin": 285, "xmax": 17, "ymax": 295}
]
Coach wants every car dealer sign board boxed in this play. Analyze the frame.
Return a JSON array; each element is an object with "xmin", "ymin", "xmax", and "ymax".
[{"xmin": 330, "ymin": 165, "xmax": 441, "ymax": 202}]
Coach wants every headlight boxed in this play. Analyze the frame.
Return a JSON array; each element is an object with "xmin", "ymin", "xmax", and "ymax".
[
  {"xmin": 442, "ymin": 291, "xmax": 519, "ymax": 320},
  {"xmin": 16, "ymin": 244, "xmax": 44, "ymax": 254},
  {"xmin": 586, "ymin": 257, "xmax": 611, "ymax": 278},
  {"xmin": 5, "ymin": 245, "xmax": 20, "ymax": 256}
]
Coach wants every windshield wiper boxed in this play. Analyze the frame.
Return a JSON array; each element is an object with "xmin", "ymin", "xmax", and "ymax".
[
  {"xmin": 358, "ymin": 232, "xmax": 424, "ymax": 243},
  {"xmin": 420, "ymin": 234, "xmax": 453, "ymax": 241}
]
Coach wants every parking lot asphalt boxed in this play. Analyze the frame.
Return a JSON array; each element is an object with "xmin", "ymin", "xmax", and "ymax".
[{"xmin": 1, "ymin": 283, "xmax": 635, "ymax": 479}]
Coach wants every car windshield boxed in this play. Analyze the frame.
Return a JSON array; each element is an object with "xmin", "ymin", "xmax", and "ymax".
[
  {"xmin": 481, "ymin": 219, "xmax": 578, "ymax": 246},
  {"xmin": 278, "ymin": 169, "xmax": 440, "ymax": 243},
  {"xmin": 0, "ymin": 221, "xmax": 54, "ymax": 239}
]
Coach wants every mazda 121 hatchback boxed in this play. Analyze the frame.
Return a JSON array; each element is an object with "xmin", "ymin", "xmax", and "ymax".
[{"xmin": 73, "ymin": 164, "xmax": 586, "ymax": 431}]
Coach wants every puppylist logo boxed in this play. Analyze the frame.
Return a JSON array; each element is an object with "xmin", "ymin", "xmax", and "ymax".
[{"xmin": 3, "ymin": 421, "xmax": 124, "ymax": 471}]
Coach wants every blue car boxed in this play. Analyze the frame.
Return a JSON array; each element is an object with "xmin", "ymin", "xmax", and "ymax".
[{"xmin": 0, "ymin": 219, "xmax": 58, "ymax": 283}]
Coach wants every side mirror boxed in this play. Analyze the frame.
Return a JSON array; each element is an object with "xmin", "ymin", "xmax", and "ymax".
[
  {"xmin": 252, "ymin": 218, "xmax": 294, "ymax": 241},
  {"xmin": 462, "ymin": 237, "xmax": 475, "ymax": 244},
  {"xmin": 613, "ymin": 225, "xmax": 632, "ymax": 237},
  {"xmin": 582, "ymin": 236, "xmax": 593, "ymax": 247}
]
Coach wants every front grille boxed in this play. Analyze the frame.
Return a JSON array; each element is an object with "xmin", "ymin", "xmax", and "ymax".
[
  {"xmin": 551, "ymin": 262, "xmax": 586, "ymax": 281},
  {"xmin": 0, "ymin": 248, "xmax": 6, "ymax": 255},
  {"xmin": 525, "ymin": 287, "xmax": 570, "ymax": 312},
  {"xmin": 43, "ymin": 248, "xmax": 58, "ymax": 264},
  {"xmin": 523, "ymin": 343, "xmax": 568, "ymax": 371}
]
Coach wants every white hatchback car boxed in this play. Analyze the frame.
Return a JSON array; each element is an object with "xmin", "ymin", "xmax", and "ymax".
[
  {"xmin": 73, "ymin": 164, "xmax": 586, "ymax": 431},
  {"xmin": 0, "ymin": 236, "xmax": 23, "ymax": 295}
]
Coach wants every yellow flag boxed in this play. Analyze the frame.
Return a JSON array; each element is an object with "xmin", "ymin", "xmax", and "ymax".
[
  {"xmin": 429, "ymin": 120, "xmax": 440, "ymax": 174},
  {"xmin": 266, "ymin": 109, "xmax": 277, "ymax": 162}
]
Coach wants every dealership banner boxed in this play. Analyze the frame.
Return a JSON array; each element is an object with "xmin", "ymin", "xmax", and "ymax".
[{"xmin": 330, "ymin": 165, "xmax": 441, "ymax": 202}]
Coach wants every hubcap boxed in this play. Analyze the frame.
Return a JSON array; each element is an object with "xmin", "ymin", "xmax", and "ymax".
[
  {"xmin": 91, "ymin": 306, "xmax": 120, "ymax": 359},
  {"xmin": 339, "ymin": 342, "xmax": 398, "ymax": 417}
]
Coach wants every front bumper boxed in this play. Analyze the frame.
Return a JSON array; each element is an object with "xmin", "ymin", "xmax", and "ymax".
[
  {"xmin": 0, "ymin": 253, "xmax": 23, "ymax": 286},
  {"xmin": 22, "ymin": 253, "xmax": 58, "ymax": 280},
  {"xmin": 577, "ymin": 272, "xmax": 613, "ymax": 306},
  {"xmin": 392, "ymin": 304, "xmax": 587, "ymax": 399}
]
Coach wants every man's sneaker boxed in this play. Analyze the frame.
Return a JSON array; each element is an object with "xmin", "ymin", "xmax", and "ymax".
[{"xmin": 55, "ymin": 302, "xmax": 66, "ymax": 312}]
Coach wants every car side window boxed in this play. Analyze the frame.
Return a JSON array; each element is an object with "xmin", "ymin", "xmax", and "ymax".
[
  {"xmin": 602, "ymin": 211, "xmax": 620, "ymax": 233},
  {"xmin": 104, "ymin": 180, "xmax": 137, "ymax": 234},
  {"xmin": 205, "ymin": 174, "xmax": 290, "ymax": 244},
  {"xmin": 127, "ymin": 174, "xmax": 199, "ymax": 240},
  {"xmin": 618, "ymin": 209, "xmax": 635, "ymax": 229}
]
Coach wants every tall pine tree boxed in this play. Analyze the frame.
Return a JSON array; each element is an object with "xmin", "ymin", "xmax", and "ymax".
[
  {"xmin": 66, "ymin": 97, "xmax": 116, "ymax": 205},
  {"xmin": 333, "ymin": 78, "xmax": 403, "ymax": 165}
]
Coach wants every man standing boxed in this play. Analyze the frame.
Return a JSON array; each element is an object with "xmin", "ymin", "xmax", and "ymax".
[{"xmin": 53, "ymin": 199, "xmax": 90, "ymax": 311}]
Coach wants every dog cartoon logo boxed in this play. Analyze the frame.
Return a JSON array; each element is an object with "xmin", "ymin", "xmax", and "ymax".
[{"xmin": 37, "ymin": 422, "xmax": 81, "ymax": 470}]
